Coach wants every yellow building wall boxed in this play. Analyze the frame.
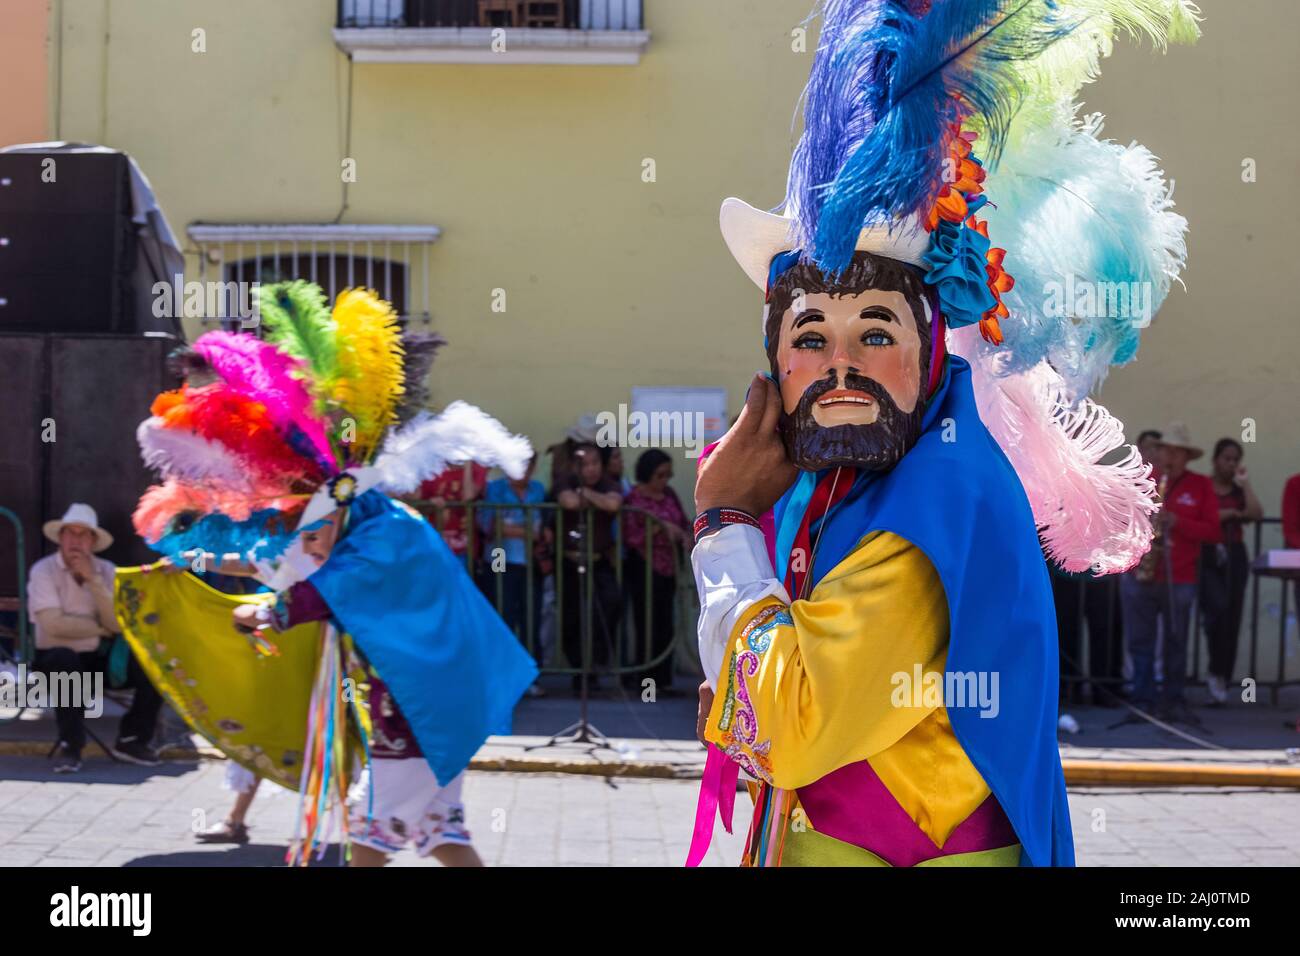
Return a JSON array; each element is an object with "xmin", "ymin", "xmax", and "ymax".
[
  {"xmin": 42, "ymin": 0, "xmax": 812, "ymax": 480},
  {"xmin": 39, "ymin": 0, "xmax": 1300, "ymax": 529},
  {"xmin": 1086, "ymin": 0, "xmax": 1299, "ymax": 544}
]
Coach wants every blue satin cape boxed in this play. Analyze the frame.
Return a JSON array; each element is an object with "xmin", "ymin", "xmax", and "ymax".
[
  {"xmin": 309, "ymin": 491, "xmax": 538, "ymax": 786},
  {"xmin": 773, "ymin": 356, "xmax": 1074, "ymax": 866}
]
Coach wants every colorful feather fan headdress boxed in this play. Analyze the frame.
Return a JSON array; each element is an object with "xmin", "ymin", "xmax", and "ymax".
[
  {"xmin": 134, "ymin": 282, "xmax": 532, "ymax": 574},
  {"xmin": 723, "ymin": 0, "xmax": 1200, "ymax": 572}
]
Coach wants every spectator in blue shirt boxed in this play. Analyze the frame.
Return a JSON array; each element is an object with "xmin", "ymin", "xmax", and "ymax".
[{"xmin": 478, "ymin": 454, "xmax": 547, "ymax": 693}]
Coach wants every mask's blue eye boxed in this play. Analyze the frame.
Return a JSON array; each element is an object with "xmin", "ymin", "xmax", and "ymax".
[
  {"xmin": 862, "ymin": 329, "xmax": 895, "ymax": 347},
  {"xmin": 793, "ymin": 332, "xmax": 825, "ymax": 349}
]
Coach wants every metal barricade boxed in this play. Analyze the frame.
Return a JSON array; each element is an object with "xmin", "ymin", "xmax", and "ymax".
[
  {"xmin": 406, "ymin": 499, "xmax": 699, "ymax": 685},
  {"xmin": 1056, "ymin": 516, "xmax": 1298, "ymax": 704},
  {"xmin": 0, "ymin": 505, "xmax": 31, "ymax": 722}
]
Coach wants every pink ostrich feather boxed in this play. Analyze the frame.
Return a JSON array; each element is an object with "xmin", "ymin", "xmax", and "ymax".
[
  {"xmin": 193, "ymin": 331, "xmax": 335, "ymax": 470},
  {"xmin": 133, "ymin": 477, "xmax": 304, "ymax": 543},
  {"xmin": 951, "ymin": 327, "xmax": 1157, "ymax": 574},
  {"xmin": 134, "ymin": 481, "xmax": 203, "ymax": 543}
]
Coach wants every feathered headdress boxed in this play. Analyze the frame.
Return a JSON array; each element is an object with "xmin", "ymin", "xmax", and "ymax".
[
  {"xmin": 725, "ymin": 0, "xmax": 1200, "ymax": 572},
  {"xmin": 133, "ymin": 283, "xmax": 532, "ymax": 573}
]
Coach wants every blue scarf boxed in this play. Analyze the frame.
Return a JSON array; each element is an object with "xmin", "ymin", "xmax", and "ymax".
[
  {"xmin": 773, "ymin": 356, "xmax": 1074, "ymax": 866},
  {"xmin": 309, "ymin": 491, "xmax": 538, "ymax": 786}
]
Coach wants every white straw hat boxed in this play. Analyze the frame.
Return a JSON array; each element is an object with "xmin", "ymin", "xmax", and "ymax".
[{"xmin": 43, "ymin": 503, "xmax": 114, "ymax": 552}]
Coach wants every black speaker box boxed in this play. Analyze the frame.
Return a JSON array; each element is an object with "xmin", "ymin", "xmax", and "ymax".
[
  {"xmin": 0, "ymin": 152, "xmax": 137, "ymax": 334},
  {"xmin": 0, "ymin": 332, "xmax": 180, "ymax": 598}
]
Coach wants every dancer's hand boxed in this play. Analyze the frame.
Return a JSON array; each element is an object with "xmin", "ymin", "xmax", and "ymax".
[
  {"xmin": 232, "ymin": 603, "xmax": 261, "ymax": 634},
  {"xmin": 696, "ymin": 680, "xmax": 714, "ymax": 745},
  {"xmin": 695, "ymin": 374, "xmax": 796, "ymax": 516}
]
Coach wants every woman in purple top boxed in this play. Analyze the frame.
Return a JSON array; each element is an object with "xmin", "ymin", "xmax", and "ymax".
[{"xmin": 623, "ymin": 449, "xmax": 692, "ymax": 693}]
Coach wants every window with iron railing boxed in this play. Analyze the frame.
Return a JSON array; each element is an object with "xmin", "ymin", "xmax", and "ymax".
[
  {"xmin": 186, "ymin": 223, "xmax": 440, "ymax": 329},
  {"xmin": 339, "ymin": 0, "xmax": 643, "ymax": 30}
]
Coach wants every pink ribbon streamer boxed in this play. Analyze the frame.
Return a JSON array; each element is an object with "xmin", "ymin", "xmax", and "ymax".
[{"xmin": 685, "ymin": 745, "xmax": 740, "ymax": 867}]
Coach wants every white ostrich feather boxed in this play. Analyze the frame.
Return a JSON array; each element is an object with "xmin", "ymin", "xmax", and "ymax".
[{"xmin": 374, "ymin": 401, "xmax": 533, "ymax": 494}]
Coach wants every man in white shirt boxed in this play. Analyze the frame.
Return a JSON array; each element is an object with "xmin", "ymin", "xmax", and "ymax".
[{"xmin": 28, "ymin": 503, "xmax": 162, "ymax": 773}]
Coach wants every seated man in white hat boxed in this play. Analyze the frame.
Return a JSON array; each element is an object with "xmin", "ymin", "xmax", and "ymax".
[{"xmin": 28, "ymin": 503, "xmax": 163, "ymax": 773}]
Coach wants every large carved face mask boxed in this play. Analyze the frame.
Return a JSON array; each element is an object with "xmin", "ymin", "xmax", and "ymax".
[{"xmin": 766, "ymin": 253, "xmax": 932, "ymax": 473}]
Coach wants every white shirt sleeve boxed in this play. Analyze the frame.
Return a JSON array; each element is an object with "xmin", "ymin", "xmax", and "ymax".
[
  {"xmin": 691, "ymin": 523, "xmax": 790, "ymax": 690},
  {"xmin": 96, "ymin": 557, "xmax": 117, "ymax": 590},
  {"xmin": 26, "ymin": 557, "xmax": 61, "ymax": 619}
]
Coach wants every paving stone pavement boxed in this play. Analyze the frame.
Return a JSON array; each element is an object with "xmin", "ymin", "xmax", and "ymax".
[{"xmin": 0, "ymin": 756, "xmax": 1297, "ymax": 866}]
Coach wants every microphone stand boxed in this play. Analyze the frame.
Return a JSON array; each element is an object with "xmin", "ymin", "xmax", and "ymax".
[{"xmin": 526, "ymin": 504, "xmax": 615, "ymax": 756}]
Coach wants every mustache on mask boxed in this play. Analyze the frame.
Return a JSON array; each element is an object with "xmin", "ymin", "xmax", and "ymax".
[
  {"xmin": 797, "ymin": 370, "xmax": 892, "ymax": 408},
  {"xmin": 780, "ymin": 369, "xmax": 922, "ymax": 472}
]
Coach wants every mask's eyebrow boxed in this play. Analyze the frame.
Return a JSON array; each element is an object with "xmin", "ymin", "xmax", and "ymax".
[
  {"xmin": 793, "ymin": 310, "xmax": 825, "ymax": 329},
  {"xmin": 860, "ymin": 306, "xmax": 900, "ymax": 324}
]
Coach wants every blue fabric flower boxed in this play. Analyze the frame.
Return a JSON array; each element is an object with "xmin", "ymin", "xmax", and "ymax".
[{"xmin": 922, "ymin": 218, "xmax": 995, "ymax": 330}]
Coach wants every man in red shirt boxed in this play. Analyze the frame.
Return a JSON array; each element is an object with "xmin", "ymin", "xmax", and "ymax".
[
  {"xmin": 415, "ymin": 461, "xmax": 489, "ymax": 561},
  {"xmin": 1283, "ymin": 473, "xmax": 1300, "ymax": 626},
  {"xmin": 1120, "ymin": 423, "xmax": 1221, "ymax": 720},
  {"xmin": 1283, "ymin": 473, "xmax": 1300, "ymax": 550}
]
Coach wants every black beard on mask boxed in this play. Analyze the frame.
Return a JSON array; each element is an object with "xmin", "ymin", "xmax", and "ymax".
[{"xmin": 780, "ymin": 371, "xmax": 924, "ymax": 472}]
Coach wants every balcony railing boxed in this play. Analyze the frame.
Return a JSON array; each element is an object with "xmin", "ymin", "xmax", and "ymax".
[
  {"xmin": 335, "ymin": 0, "xmax": 650, "ymax": 64},
  {"xmin": 340, "ymin": 0, "xmax": 642, "ymax": 30}
]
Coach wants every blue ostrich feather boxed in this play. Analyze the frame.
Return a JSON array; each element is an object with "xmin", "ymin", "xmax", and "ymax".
[
  {"xmin": 787, "ymin": 0, "xmax": 1083, "ymax": 277},
  {"xmin": 149, "ymin": 509, "xmax": 299, "ymax": 567}
]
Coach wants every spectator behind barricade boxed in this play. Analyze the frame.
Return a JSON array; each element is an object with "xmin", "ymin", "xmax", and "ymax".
[
  {"xmin": 416, "ymin": 461, "xmax": 488, "ymax": 561},
  {"xmin": 1050, "ymin": 563, "xmax": 1124, "ymax": 708},
  {"xmin": 27, "ymin": 503, "xmax": 163, "ymax": 773},
  {"xmin": 547, "ymin": 413, "xmax": 604, "ymax": 489},
  {"xmin": 1199, "ymin": 439, "xmax": 1262, "ymax": 705},
  {"xmin": 622, "ymin": 449, "xmax": 692, "ymax": 696},
  {"xmin": 1120, "ymin": 424, "xmax": 1220, "ymax": 723},
  {"xmin": 1136, "ymin": 428, "xmax": 1163, "ymax": 468},
  {"xmin": 478, "ymin": 453, "xmax": 547, "ymax": 698},
  {"xmin": 551, "ymin": 442, "xmax": 623, "ymax": 693},
  {"xmin": 1281, "ymin": 471, "xmax": 1300, "ymax": 636},
  {"xmin": 1113, "ymin": 427, "xmax": 1163, "ymax": 696},
  {"xmin": 1284, "ymin": 471, "xmax": 1300, "ymax": 549},
  {"xmin": 608, "ymin": 447, "xmax": 634, "ymax": 497}
]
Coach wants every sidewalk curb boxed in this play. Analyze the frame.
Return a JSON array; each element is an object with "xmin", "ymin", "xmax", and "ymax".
[
  {"xmin": 1059, "ymin": 758, "xmax": 1300, "ymax": 788},
  {"xmin": 3, "ymin": 738, "xmax": 1299, "ymax": 787}
]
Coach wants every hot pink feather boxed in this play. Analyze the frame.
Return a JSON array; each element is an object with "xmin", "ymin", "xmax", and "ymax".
[{"xmin": 193, "ymin": 331, "xmax": 335, "ymax": 470}]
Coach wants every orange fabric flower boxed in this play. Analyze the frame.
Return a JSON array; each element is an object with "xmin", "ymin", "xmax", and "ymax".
[{"xmin": 922, "ymin": 125, "xmax": 1015, "ymax": 347}]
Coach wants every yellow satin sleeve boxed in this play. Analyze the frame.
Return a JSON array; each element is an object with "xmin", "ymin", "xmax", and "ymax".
[
  {"xmin": 705, "ymin": 531, "xmax": 947, "ymax": 789},
  {"xmin": 704, "ymin": 531, "xmax": 993, "ymax": 847}
]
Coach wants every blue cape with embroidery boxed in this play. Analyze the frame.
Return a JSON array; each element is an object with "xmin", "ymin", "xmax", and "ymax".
[
  {"xmin": 309, "ymin": 491, "xmax": 538, "ymax": 786},
  {"xmin": 773, "ymin": 355, "xmax": 1074, "ymax": 867}
]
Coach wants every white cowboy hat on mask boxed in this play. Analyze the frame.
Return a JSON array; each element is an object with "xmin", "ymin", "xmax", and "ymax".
[
  {"xmin": 718, "ymin": 197, "xmax": 931, "ymax": 290},
  {"xmin": 43, "ymin": 503, "xmax": 114, "ymax": 553}
]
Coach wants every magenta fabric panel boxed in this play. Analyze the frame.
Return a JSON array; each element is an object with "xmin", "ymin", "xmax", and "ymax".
[{"xmin": 796, "ymin": 758, "xmax": 1019, "ymax": 867}]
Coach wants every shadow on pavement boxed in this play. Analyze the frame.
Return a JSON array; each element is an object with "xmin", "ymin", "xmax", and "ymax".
[
  {"xmin": 122, "ymin": 842, "xmax": 352, "ymax": 867},
  {"xmin": 1, "ymin": 756, "xmax": 198, "ymax": 785}
]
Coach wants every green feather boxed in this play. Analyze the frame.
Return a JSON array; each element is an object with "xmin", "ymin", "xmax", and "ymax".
[
  {"xmin": 256, "ymin": 280, "xmax": 339, "ymax": 390},
  {"xmin": 1018, "ymin": 1, "xmax": 1202, "ymax": 120}
]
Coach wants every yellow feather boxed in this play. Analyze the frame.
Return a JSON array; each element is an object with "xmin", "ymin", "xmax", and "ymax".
[{"xmin": 330, "ymin": 288, "xmax": 405, "ymax": 463}]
